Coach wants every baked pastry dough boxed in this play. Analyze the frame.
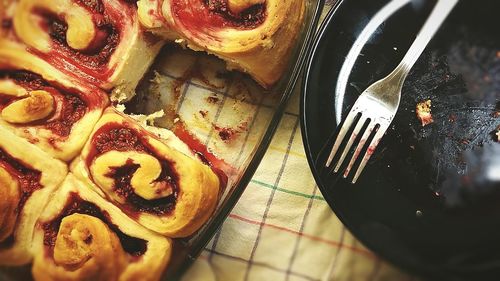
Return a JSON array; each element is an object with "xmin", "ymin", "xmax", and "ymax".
[
  {"xmin": 0, "ymin": 126, "xmax": 67, "ymax": 266},
  {"xmin": 32, "ymin": 174, "xmax": 171, "ymax": 281},
  {"xmin": 137, "ymin": 0, "xmax": 305, "ymax": 88},
  {"xmin": 4, "ymin": 0, "xmax": 164, "ymax": 100},
  {"xmin": 0, "ymin": 40, "xmax": 108, "ymax": 161},
  {"xmin": 0, "ymin": 0, "xmax": 294, "ymax": 278},
  {"xmin": 71, "ymin": 108, "xmax": 221, "ymax": 238}
]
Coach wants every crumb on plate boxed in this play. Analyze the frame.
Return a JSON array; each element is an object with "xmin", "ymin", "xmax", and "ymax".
[{"xmin": 416, "ymin": 99, "xmax": 434, "ymax": 126}]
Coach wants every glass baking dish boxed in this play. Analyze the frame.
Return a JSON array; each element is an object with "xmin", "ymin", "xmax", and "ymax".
[{"xmin": 0, "ymin": 0, "xmax": 325, "ymax": 280}]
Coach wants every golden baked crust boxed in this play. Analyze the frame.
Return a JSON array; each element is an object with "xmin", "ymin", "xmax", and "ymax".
[
  {"xmin": 32, "ymin": 174, "xmax": 171, "ymax": 281},
  {"xmin": 71, "ymin": 108, "xmax": 221, "ymax": 238},
  {"xmin": 0, "ymin": 40, "xmax": 108, "ymax": 161},
  {"xmin": 0, "ymin": 126, "xmax": 67, "ymax": 266},
  {"xmin": 5, "ymin": 0, "xmax": 164, "ymax": 100},
  {"xmin": 137, "ymin": 0, "xmax": 305, "ymax": 88},
  {"xmin": 0, "ymin": 0, "xmax": 289, "ymax": 278}
]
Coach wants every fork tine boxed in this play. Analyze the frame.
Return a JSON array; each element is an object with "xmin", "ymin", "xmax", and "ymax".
[
  {"xmin": 325, "ymin": 111, "xmax": 359, "ymax": 167},
  {"xmin": 351, "ymin": 124, "xmax": 389, "ymax": 184},
  {"xmin": 333, "ymin": 116, "xmax": 368, "ymax": 173},
  {"xmin": 342, "ymin": 122, "xmax": 377, "ymax": 178}
]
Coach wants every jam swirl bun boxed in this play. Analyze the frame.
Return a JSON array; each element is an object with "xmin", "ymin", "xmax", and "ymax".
[
  {"xmin": 0, "ymin": 126, "xmax": 67, "ymax": 266},
  {"xmin": 7, "ymin": 0, "xmax": 163, "ymax": 100},
  {"xmin": 137, "ymin": 0, "xmax": 305, "ymax": 88},
  {"xmin": 32, "ymin": 174, "xmax": 171, "ymax": 281},
  {"xmin": 0, "ymin": 41, "xmax": 108, "ymax": 161},
  {"xmin": 71, "ymin": 108, "xmax": 223, "ymax": 238}
]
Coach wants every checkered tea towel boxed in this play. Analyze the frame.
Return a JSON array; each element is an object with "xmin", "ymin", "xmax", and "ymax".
[
  {"xmin": 181, "ymin": 84, "xmax": 417, "ymax": 281},
  {"xmin": 180, "ymin": 2, "xmax": 420, "ymax": 280}
]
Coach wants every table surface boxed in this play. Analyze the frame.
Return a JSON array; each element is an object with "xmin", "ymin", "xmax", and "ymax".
[{"xmin": 181, "ymin": 2, "xmax": 420, "ymax": 280}]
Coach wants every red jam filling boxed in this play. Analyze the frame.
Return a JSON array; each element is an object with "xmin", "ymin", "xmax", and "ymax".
[
  {"xmin": 0, "ymin": 147, "xmax": 42, "ymax": 212},
  {"xmin": 27, "ymin": 0, "xmax": 135, "ymax": 83},
  {"xmin": 172, "ymin": 0, "xmax": 266, "ymax": 32},
  {"xmin": 86, "ymin": 123, "xmax": 180, "ymax": 216},
  {"xmin": 0, "ymin": 147, "xmax": 42, "ymax": 248},
  {"xmin": 39, "ymin": 8, "xmax": 119, "ymax": 67},
  {"xmin": 42, "ymin": 192, "xmax": 147, "ymax": 257},
  {"xmin": 0, "ymin": 71, "xmax": 88, "ymax": 137},
  {"xmin": 172, "ymin": 122, "xmax": 230, "ymax": 194}
]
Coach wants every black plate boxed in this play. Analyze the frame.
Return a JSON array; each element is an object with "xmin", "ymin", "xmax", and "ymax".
[{"xmin": 302, "ymin": 1, "xmax": 500, "ymax": 280}]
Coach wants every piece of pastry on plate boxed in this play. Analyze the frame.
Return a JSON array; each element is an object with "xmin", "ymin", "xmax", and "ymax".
[
  {"xmin": 71, "ymin": 108, "xmax": 223, "ymax": 238},
  {"xmin": 137, "ymin": 0, "xmax": 306, "ymax": 88},
  {"xmin": 31, "ymin": 174, "xmax": 171, "ymax": 281},
  {"xmin": 3, "ymin": 0, "xmax": 164, "ymax": 101},
  {"xmin": 0, "ymin": 40, "xmax": 109, "ymax": 161},
  {"xmin": 0, "ymin": 126, "xmax": 67, "ymax": 266}
]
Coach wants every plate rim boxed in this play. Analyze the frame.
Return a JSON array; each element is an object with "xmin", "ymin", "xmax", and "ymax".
[{"xmin": 300, "ymin": 1, "xmax": 449, "ymax": 279}]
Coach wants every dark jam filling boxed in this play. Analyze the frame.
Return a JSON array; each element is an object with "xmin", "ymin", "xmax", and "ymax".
[
  {"xmin": 87, "ymin": 123, "xmax": 180, "ymax": 216},
  {"xmin": 2, "ymin": 19, "xmax": 12, "ymax": 29},
  {"xmin": 44, "ymin": 94, "xmax": 87, "ymax": 137},
  {"xmin": 42, "ymin": 10, "xmax": 120, "ymax": 70},
  {"xmin": 205, "ymin": 0, "xmax": 266, "ymax": 28},
  {"xmin": 75, "ymin": 0, "xmax": 105, "ymax": 13},
  {"xmin": 0, "ymin": 235, "xmax": 14, "ymax": 250},
  {"xmin": 173, "ymin": 0, "xmax": 266, "ymax": 31},
  {"xmin": 0, "ymin": 147, "xmax": 42, "ymax": 212},
  {"xmin": 42, "ymin": 192, "xmax": 147, "ymax": 257},
  {"xmin": 0, "ymin": 147, "xmax": 42, "ymax": 248},
  {"xmin": 75, "ymin": 0, "xmax": 135, "ymax": 11},
  {"xmin": 34, "ymin": 0, "xmax": 127, "ymax": 71},
  {"xmin": 0, "ymin": 71, "xmax": 88, "ymax": 137},
  {"xmin": 106, "ymin": 160, "xmax": 178, "ymax": 216}
]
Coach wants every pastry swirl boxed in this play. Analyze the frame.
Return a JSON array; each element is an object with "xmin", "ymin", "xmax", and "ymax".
[
  {"xmin": 137, "ymin": 0, "xmax": 305, "ymax": 88},
  {"xmin": 0, "ymin": 126, "xmax": 67, "ymax": 266},
  {"xmin": 71, "ymin": 108, "xmax": 222, "ymax": 237},
  {"xmin": 32, "ymin": 174, "xmax": 171, "ymax": 281},
  {"xmin": 0, "ymin": 167, "xmax": 20, "ymax": 242},
  {"xmin": 50, "ymin": 214, "xmax": 127, "ymax": 281},
  {"xmin": 0, "ymin": 40, "xmax": 108, "ymax": 161},
  {"xmin": 4, "ymin": 0, "xmax": 163, "ymax": 99}
]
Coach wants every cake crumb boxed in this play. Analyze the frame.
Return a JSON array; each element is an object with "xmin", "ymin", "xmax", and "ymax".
[
  {"xmin": 206, "ymin": 95, "xmax": 220, "ymax": 104},
  {"xmin": 199, "ymin": 110, "xmax": 208, "ymax": 118},
  {"xmin": 416, "ymin": 99, "xmax": 434, "ymax": 126},
  {"xmin": 128, "ymin": 110, "xmax": 165, "ymax": 126}
]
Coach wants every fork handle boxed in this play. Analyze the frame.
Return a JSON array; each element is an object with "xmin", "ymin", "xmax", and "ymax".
[{"xmin": 390, "ymin": 0, "xmax": 458, "ymax": 81}]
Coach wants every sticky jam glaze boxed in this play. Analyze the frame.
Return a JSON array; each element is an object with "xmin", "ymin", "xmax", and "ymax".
[
  {"xmin": 172, "ymin": 0, "xmax": 266, "ymax": 32},
  {"xmin": 29, "ymin": 0, "xmax": 135, "ymax": 83},
  {"xmin": 0, "ymin": 147, "xmax": 42, "ymax": 248},
  {"xmin": 172, "ymin": 122, "xmax": 230, "ymax": 195},
  {"xmin": 0, "ymin": 71, "xmax": 89, "ymax": 137},
  {"xmin": 86, "ymin": 123, "xmax": 180, "ymax": 216},
  {"xmin": 42, "ymin": 9, "xmax": 118, "ymax": 67},
  {"xmin": 42, "ymin": 192, "xmax": 147, "ymax": 258},
  {"xmin": 0, "ymin": 147, "xmax": 42, "ymax": 212}
]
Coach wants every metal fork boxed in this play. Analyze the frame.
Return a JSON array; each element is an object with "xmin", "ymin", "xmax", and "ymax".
[{"xmin": 325, "ymin": 0, "xmax": 458, "ymax": 184}]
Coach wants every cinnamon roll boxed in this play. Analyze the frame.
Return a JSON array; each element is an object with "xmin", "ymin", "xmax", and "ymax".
[
  {"xmin": 32, "ymin": 174, "xmax": 171, "ymax": 281},
  {"xmin": 0, "ymin": 40, "xmax": 108, "ymax": 161},
  {"xmin": 0, "ymin": 126, "xmax": 67, "ymax": 266},
  {"xmin": 137, "ymin": 0, "xmax": 305, "ymax": 88},
  {"xmin": 71, "ymin": 108, "xmax": 223, "ymax": 238},
  {"xmin": 4, "ymin": 0, "xmax": 164, "ymax": 100}
]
